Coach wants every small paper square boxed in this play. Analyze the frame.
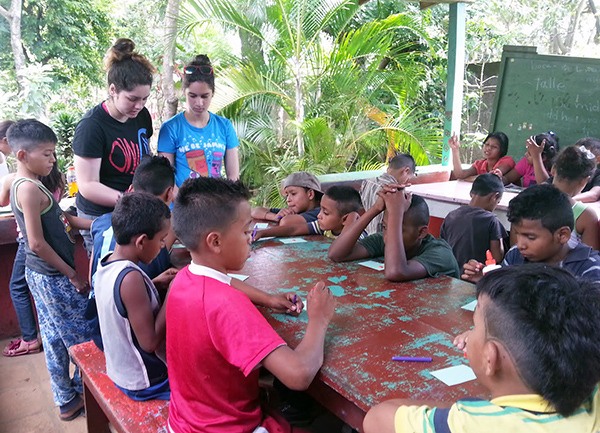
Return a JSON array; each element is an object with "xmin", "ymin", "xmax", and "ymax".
[
  {"xmin": 461, "ymin": 300, "xmax": 478, "ymax": 312},
  {"xmin": 228, "ymin": 273, "xmax": 249, "ymax": 282},
  {"xmin": 358, "ymin": 260, "xmax": 385, "ymax": 271},
  {"xmin": 254, "ymin": 223, "xmax": 269, "ymax": 229},
  {"xmin": 171, "ymin": 243, "xmax": 186, "ymax": 249},
  {"xmin": 279, "ymin": 238, "xmax": 307, "ymax": 244},
  {"xmin": 430, "ymin": 364, "xmax": 476, "ymax": 386}
]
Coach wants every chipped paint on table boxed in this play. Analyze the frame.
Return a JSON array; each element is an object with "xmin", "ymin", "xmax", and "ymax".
[
  {"xmin": 243, "ymin": 237, "xmax": 487, "ymax": 430},
  {"xmin": 70, "ymin": 341, "xmax": 169, "ymax": 433}
]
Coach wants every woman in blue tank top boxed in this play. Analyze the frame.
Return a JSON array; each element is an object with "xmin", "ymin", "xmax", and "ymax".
[{"xmin": 158, "ymin": 55, "xmax": 240, "ymax": 187}]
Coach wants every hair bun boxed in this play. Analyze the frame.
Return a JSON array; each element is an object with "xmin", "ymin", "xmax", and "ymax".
[
  {"xmin": 110, "ymin": 38, "xmax": 135, "ymax": 60},
  {"xmin": 192, "ymin": 54, "xmax": 211, "ymax": 67}
]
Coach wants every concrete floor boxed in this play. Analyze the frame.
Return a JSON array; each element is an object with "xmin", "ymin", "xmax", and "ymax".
[
  {"xmin": 0, "ymin": 337, "xmax": 351, "ymax": 433},
  {"xmin": 0, "ymin": 338, "xmax": 85, "ymax": 433}
]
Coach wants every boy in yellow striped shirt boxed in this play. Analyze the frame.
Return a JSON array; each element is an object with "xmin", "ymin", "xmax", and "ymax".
[{"xmin": 364, "ymin": 264, "xmax": 600, "ymax": 433}]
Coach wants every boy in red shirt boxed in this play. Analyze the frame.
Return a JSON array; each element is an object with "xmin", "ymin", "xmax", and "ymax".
[{"xmin": 167, "ymin": 177, "xmax": 336, "ymax": 433}]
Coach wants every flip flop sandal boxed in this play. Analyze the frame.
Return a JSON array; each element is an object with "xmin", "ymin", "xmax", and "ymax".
[
  {"xmin": 2, "ymin": 338, "xmax": 42, "ymax": 357},
  {"xmin": 59, "ymin": 395, "xmax": 85, "ymax": 421}
]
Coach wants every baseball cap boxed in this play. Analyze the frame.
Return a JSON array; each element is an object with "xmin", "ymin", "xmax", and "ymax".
[{"xmin": 282, "ymin": 171, "xmax": 323, "ymax": 193}]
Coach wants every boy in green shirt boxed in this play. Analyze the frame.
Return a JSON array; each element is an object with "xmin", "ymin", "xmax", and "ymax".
[{"xmin": 329, "ymin": 186, "xmax": 459, "ymax": 281}]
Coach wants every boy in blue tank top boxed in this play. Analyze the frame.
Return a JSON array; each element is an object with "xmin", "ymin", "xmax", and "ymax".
[{"xmin": 7, "ymin": 119, "xmax": 93, "ymax": 421}]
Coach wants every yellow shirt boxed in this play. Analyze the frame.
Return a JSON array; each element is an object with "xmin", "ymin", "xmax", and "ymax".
[{"xmin": 394, "ymin": 388, "xmax": 600, "ymax": 433}]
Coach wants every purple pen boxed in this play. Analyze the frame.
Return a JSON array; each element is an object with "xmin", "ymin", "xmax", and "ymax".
[
  {"xmin": 251, "ymin": 226, "xmax": 258, "ymax": 241},
  {"xmin": 293, "ymin": 294, "xmax": 298, "ymax": 304},
  {"xmin": 392, "ymin": 356, "xmax": 432, "ymax": 363}
]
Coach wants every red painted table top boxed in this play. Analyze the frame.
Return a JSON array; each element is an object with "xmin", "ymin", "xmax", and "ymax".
[{"xmin": 241, "ymin": 237, "xmax": 488, "ymax": 423}]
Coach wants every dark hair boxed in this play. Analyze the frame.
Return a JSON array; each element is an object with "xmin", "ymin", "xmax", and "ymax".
[
  {"xmin": 476, "ymin": 264, "xmax": 600, "ymax": 416},
  {"xmin": 553, "ymin": 146, "xmax": 595, "ymax": 182},
  {"xmin": 183, "ymin": 54, "xmax": 215, "ymax": 93},
  {"xmin": 112, "ymin": 192, "xmax": 170, "ymax": 245},
  {"xmin": 471, "ymin": 173, "xmax": 504, "ymax": 196},
  {"xmin": 507, "ymin": 184, "xmax": 573, "ymax": 232},
  {"xmin": 173, "ymin": 177, "xmax": 251, "ymax": 250},
  {"xmin": 324, "ymin": 185, "xmax": 363, "ymax": 215},
  {"xmin": 104, "ymin": 38, "xmax": 155, "ymax": 92},
  {"xmin": 534, "ymin": 132, "xmax": 560, "ymax": 170},
  {"xmin": 40, "ymin": 154, "xmax": 65, "ymax": 195},
  {"xmin": 483, "ymin": 132, "xmax": 509, "ymax": 158},
  {"xmin": 303, "ymin": 187, "xmax": 323, "ymax": 203},
  {"xmin": 405, "ymin": 194, "xmax": 429, "ymax": 227},
  {"xmin": 0, "ymin": 120, "xmax": 15, "ymax": 140},
  {"xmin": 132, "ymin": 155, "xmax": 174, "ymax": 196},
  {"xmin": 574, "ymin": 136, "xmax": 600, "ymax": 157},
  {"xmin": 7, "ymin": 119, "xmax": 57, "ymax": 152},
  {"xmin": 388, "ymin": 153, "xmax": 416, "ymax": 172}
]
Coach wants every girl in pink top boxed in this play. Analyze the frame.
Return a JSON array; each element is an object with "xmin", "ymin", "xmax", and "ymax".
[
  {"xmin": 500, "ymin": 132, "xmax": 559, "ymax": 187},
  {"xmin": 450, "ymin": 132, "xmax": 515, "ymax": 181}
]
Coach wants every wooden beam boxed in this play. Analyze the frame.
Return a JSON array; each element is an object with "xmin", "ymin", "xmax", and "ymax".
[
  {"xmin": 442, "ymin": 2, "xmax": 466, "ymax": 166},
  {"xmin": 420, "ymin": 0, "xmax": 473, "ymax": 9}
]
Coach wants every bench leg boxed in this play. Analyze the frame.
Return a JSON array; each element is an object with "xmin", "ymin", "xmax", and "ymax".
[{"xmin": 84, "ymin": 382, "xmax": 111, "ymax": 433}]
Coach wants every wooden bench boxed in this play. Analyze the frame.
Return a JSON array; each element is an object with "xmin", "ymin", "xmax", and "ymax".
[{"xmin": 69, "ymin": 341, "xmax": 169, "ymax": 433}]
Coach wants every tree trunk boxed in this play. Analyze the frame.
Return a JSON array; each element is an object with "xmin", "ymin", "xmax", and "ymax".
[
  {"xmin": 162, "ymin": 0, "xmax": 181, "ymax": 121},
  {"xmin": 563, "ymin": 0, "xmax": 587, "ymax": 53},
  {"xmin": 0, "ymin": 0, "xmax": 27, "ymax": 92},
  {"xmin": 588, "ymin": 0, "xmax": 600, "ymax": 43}
]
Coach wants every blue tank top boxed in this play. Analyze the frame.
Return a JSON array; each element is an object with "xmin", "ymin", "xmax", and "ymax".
[{"xmin": 11, "ymin": 177, "xmax": 75, "ymax": 275}]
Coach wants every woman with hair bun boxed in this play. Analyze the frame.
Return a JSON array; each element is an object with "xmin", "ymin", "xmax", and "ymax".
[
  {"xmin": 72, "ymin": 38, "xmax": 155, "ymax": 252},
  {"xmin": 158, "ymin": 54, "xmax": 239, "ymax": 187},
  {"xmin": 551, "ymin": 145, "xmax": 599, "ymax": 249}
]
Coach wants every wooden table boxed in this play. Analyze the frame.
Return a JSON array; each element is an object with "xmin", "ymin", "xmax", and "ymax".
[
  {"xmin": 406, "ymin": 180, "xmax": 518, "ymax": 227},
  {"xmin": 241, "ymin": 237, "xmax": 487, "ymax": 431}
]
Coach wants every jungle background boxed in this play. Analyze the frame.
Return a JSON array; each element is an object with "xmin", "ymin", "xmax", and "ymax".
[{"xmin": 1, "ymin": 0, "xmax": 599, "ymax": 204}]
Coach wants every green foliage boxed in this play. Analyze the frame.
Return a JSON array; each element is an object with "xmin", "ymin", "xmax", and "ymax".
[
  {"xmin": 181, "ymin": 0, "xmax": 443, "ymax": 206},
  {"xmin": 0, "ymin": 0, "xmax": 113, "ymax": 86},
  {"xmin": 18, "ymin": 63, "xmax": 55, "ymax": 118},
  {"xmin": 51, "ymin": 109, "xmax": 81, "ymax": 171}
]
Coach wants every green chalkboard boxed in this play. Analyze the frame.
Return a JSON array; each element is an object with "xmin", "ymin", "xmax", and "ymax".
[{"xmin": 490, "ymin": 46, "xmax": 600, "ymax": 161}]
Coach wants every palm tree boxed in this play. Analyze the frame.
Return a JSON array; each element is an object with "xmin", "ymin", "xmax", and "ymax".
[{"xmin": 180, "ymin": 0, "xmax": 441, "ymax": 203}]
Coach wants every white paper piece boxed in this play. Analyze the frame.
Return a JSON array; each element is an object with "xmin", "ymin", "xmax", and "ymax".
[
  {"xmin": 228, "ymin": 273, "xmax": 249, "ymax": 281},
  {"xmin": 171, "ymin": 243, "xmax": 187, "ymax": 249},
  {"xmin": 254, "ymin": 223, "xmax": 269, "ymax": 229},
  {"xmin": 278, "ymin": 237, "xmax": 307, "ymax": 244},
  {"xmin": 461, "ymin": 300, "xmax": 478, "ymax": 312},
  {"xmin": 430, "ymin": 365, "xmax": 476, "ymax": 386},
  {"xmin": 358, "ymin": 260, "xmax": 385, "ymax": 271}
]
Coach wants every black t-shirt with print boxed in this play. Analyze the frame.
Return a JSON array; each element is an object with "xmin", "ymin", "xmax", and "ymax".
[{"xmin": 72, "ymin": 103, "xmax": 153, "ymax": 216}]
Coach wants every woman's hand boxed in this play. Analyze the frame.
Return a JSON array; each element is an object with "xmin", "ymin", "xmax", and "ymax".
[
  {"xmin": 448, "ymin": 133, "xmax": 460, "ymax": 151},
  {"xmin": 526, "ymin": 136, "xmax": 544, "ymax": 158}
]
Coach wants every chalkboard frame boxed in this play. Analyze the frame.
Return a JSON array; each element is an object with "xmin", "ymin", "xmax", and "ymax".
[{"xmin": 489, "ymin": 45, "xmax": 600, "ymax": 161}]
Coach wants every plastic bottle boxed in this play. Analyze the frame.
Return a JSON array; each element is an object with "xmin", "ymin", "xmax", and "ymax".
[
  {"xmin": 482, "ymin": 250, "xmax": 501, "ymax": 275},
  {"xmin": 67, "ymin": 166, "xmax": 78, "ymax": 197}
]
